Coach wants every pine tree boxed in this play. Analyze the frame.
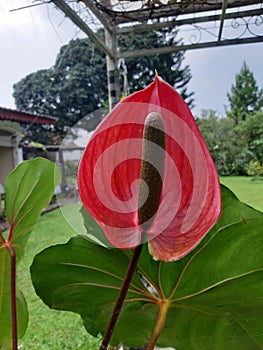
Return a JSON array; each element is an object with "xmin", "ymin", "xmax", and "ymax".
[{"xmin": 226, "ymin": 62, "xmax": 263, "ymax": 125}]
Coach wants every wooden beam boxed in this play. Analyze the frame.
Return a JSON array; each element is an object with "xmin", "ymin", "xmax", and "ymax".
[
  {"xmin": 108, "ymin": 0, "xmax": 263, "ymax": 24},
  {"xmin": 105, "ymin": 29, "xmax": 120, "ymax": 110},
  {"xmin": 218, "ymin": 0, "xmax": 228, "ymax": 42},
  {"xmin": 51, "ymin": 0, "xmax": 113, "ymax": 58},
  {"xmin": 118, "ymin": 36, "xmax": 263, "ymax": 59},
  {"xmin": 116, "ymin": 8, "xmax": 263, "ymax": 34},
  {"xmin": 81, "ymin": 0, "xmax": 113, "ymax": 33}
]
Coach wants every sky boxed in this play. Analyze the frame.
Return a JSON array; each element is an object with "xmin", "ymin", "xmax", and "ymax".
[{"xmin": 1, "ymin": 0, "xmax": 263, "ymax": 117}]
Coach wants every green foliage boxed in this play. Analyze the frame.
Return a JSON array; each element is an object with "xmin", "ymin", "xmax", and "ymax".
[
  {"xmin": 64, "ymin": 160, "xmax": 78, "ymax": 177},
  {"xmin": 197, "ymin": 109, "xmax": 236, "ymax": 175},
  {"xmin": 247, "ymin": 160, "xmax": 263, "ymax": 177},
  {"xmin": 191, "ymin": 63, "xmax": 262, "ymax": 176},
  {"xmin": 226, "ymin": 61, "xmax": 263, "ymax": 126},
  {"xmin": 13, "ymin": 38, "xmax": 107, "ymax": 143},
  {"xmin": 31, "ymin": 186, "xmax": 263, "ymax": 349},
  {"xmin": 209, "ymin": 62, "xmax": 263, "ymax": 174},
  {"xmin": 119, "ymin": 29, "xmax": 194, "ymax": 107},
  {"xmin": 4, "ymin": 159, "xmax": 60, "ymax": 256},
  {"xmin": 14, "ymin": 181, "xmax": 261, "ymax": 348},
  {"xmin": 13, "ymin": 30, "xmax": 193, "ymax": 143},
  {"xmin": 238, "ymin": 111, "xmax": 263, "ymax": 163},
  {"xmin": 0, "ymin": 158, "xmax": 60, "ymax": 350},
  {"xmin": 197, "ymin": 108, "xmax": 263, "ymax": 176}
]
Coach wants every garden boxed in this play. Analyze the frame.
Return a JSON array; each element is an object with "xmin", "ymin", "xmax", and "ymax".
[
  {"xmin": 1, "ymin": 76, "xmax": 263, "ymax": 350},
  {"xmin": 16, "ymin": 176, "xmax": 262, "ymax": 349},
  {"xmin": 1, "ymin": 15, "xmax": 263, "ymax": 350}
]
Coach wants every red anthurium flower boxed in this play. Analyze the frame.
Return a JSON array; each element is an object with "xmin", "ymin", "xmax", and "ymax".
[{"xmin": 78, "ymin": 76, "xmax": 221, "ymax": 261}]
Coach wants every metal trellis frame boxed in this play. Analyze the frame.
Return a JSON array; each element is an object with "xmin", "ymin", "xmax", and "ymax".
[{"xmin": 49, "ymin": 0, "xmax": 263, "ymax": 109}]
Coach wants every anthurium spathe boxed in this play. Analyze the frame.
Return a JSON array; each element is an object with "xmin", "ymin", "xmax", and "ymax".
[{"xmin": 78, "ymin": 76, "xmax": 221, "ymax": 261}]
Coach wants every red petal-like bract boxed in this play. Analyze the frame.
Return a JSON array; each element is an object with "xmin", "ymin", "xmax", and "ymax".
[{"xmin": 78, "ymin": 76, "xmax": 221, "ymax": 261}]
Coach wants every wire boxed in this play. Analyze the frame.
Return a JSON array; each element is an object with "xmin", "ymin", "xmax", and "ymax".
[{"xmin": 9, "ymin": 1, "xmax": 52, "ymax": 12}]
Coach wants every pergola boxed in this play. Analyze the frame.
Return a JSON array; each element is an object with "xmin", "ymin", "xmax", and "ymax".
[{"xmin": 49, "ymin": 0, "xmax": 263, "ymax": 109}]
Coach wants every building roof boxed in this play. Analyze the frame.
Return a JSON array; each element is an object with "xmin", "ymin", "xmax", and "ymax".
[{"xmin": 0, "ymin": 107, "xmax": 55, "ymax": 126}]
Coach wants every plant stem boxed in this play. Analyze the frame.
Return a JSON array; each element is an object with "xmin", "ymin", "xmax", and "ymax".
[
  {"xmin": 146, "ymin": 299, "xmax": 170, "ymax": 350},
  {"xmin": 100, "ymin": 243, "xmax": 143, "ymax": 350},
  {"xmin": 0, "ymin": 230, "xmax": 5, "ymax": 244},
  {"xmin": 6, "ymin": 242, "xmax": 18, "ymax": 350},
  {"xmin": 100, "ymin": 112, "xmax": 166, "ymax": 349}
]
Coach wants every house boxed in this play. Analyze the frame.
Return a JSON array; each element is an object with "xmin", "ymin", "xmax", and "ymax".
[{"xmin": 0, "ymin": 107, "xmax": 55, "ymax": 195}]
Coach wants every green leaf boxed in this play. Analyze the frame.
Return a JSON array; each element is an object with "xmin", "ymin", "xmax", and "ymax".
[
  {"xmin": 79, "ymin": 206, "xmax": 113, "ymax": 247},
  {"xmin": 0, "ymin": 158, "xmax": 60, "ymax": 349},
  {"xmin": 31, "ymin": 185, "xmax": 263, "ymax": 349},
  {"xmin": 4, "ymin": 158, "xmax": 61, "ymax": 257},
  {"xmin": 31, "ymin": 236, "xmax": 153, "ymax": 347}
]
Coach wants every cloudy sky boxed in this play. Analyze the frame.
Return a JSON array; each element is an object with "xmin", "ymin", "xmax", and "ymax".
[{"xmin": 1, "ymin": 0, "xmax": 263, "ymax": 116}]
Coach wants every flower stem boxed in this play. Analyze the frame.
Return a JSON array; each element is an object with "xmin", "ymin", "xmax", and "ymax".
[
  {"xmin": 6, "ymin": 242, "xmax": 18, "ymax": 350},
  {"xmin": 99, "ymin": 243, "xmax": 144, "ymax": 350},
  {"xmin": 146, "ymin": 299, "xmax": 170, "ymax": 350},
  {"xmin": 0, "ymin": 229, "xmax": 5, "ymax": 244},
  {"xmin": 100, "ymin": 112, "xmax": 165, "ymax": 349}
]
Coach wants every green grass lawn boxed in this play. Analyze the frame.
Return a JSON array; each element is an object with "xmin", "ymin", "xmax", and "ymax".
[
  {"xmin": 17, "ymin": 177, "xmax": 262, "ymax": 348},
  {"xmin": 220, "ymin": 176, "xmax": 263, "ymax": 212},
  {"xmin": 18, "ymin": 204, "xmax": 101, "ymax": 350}
]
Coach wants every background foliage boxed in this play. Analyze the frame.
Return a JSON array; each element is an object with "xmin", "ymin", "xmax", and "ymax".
[
  {"xmin": 13, "ymin": 29, "xmax": 193, "ymax": 144},
  {"xmin": 197, "ymin": 63, "xmax": 263, "ymax": 176}
]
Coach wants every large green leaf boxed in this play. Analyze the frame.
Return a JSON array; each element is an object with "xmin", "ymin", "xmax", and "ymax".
[
  {"xmin": 4, "ymin": 158, "xmax": 61, "ymax": 258},
  {"xmin": 31, "ymin": 185, "xmax": 263, "ymax": 349},
  {"xmin": 79, "ymin": 205, "xmax": 113, "ymax": 247},
  {"xmin": 0, "ymin": 158, "xmax": 60, "ymax": 350},
  {"xmin": 136, "ymin": 185, "xmax": 263, "ymax": 298}
]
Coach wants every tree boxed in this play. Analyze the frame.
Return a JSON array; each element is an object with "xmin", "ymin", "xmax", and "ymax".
[
  {"xmin": 119, "ymin": 28, "xmax": 194, "ymax": 107},
  {"xmin": 13, "ymin": 37, "xmax": 108, "ymax": 143},
  {"xmin": 13, "ymin": 29, "xmax": 193, "ymax": 143},
  {"xmin": 226, "ymin": 62, "xmax": 263, "ymax": 125},
  {"xmin": 223, "ymin": 63, "xmax": 263, "ymax": 175},
  {"xmin": 196, "ymin": 109, "xmax": 237, "ymax": 175},
  {"xmin": 197, "ymin": 108, "xmax": 263, "ymax": 176},
  {"xmin": 237, "ymin": 111, "xmax": 263, "ymax": 164}
]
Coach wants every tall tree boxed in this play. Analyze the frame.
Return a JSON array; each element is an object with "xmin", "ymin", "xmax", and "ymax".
[
  {"xmin": 13, "ymin": 37, "xmax": 108, "ymax": 143},
  {"xmin": 237, "ymin": 111, "xmax": 263, "ymax": 163},
  {"xmin": 119, "ymin": 28, "xmax": 194, "ymax": 107},
  {"xmin": 196, "ymin": 109, "xmax": 238, "ymax": 175},
  {"xmin": 197, "ymin": 107, "xmax": 263, "ymax": 176},
  {"xmin": 226, "ymin": 62, "xmax": 263, "ymax": 125},
  {"xmin": 13, "ymin": 29, "xmax": 193, "ymax": 143}
]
